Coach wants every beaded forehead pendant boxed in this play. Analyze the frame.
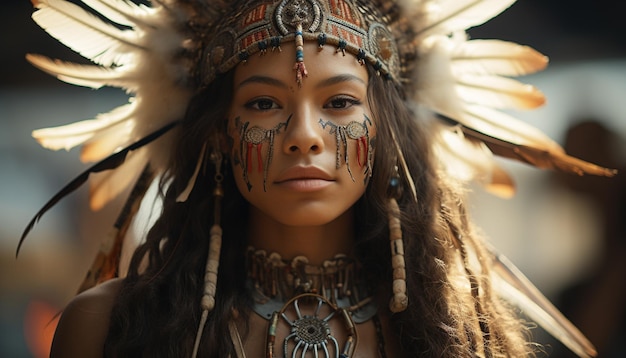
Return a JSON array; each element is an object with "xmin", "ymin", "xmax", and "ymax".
[{"xmin": 201, "ymin": 0, "xmax": 400, "ymax": 87}]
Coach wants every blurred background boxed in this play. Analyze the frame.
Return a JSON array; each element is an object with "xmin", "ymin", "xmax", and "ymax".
[{"xmin": 1, "ymin": 0, "xmax": 625, "ymax": 357}]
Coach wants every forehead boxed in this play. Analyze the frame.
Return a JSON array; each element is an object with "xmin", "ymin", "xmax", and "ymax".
[{"xmin": 233, "ymin": 42, "xmax": 369, "ymax": 87}]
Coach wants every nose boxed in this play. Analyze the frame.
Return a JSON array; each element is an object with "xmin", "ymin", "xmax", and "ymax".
[{"xmin": 282, "ymin": 105, "xmax": 325, "ymax": 154}]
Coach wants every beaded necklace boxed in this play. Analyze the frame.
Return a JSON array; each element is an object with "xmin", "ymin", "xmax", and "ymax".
[{"xmin": 240, "ymin": 248, "xmax": 385, "ymax": 358}]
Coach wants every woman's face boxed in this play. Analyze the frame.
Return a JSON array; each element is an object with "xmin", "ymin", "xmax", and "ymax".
[{"xmin": 227, "ymin": 42, "xmax": 375, "ymax": 227}]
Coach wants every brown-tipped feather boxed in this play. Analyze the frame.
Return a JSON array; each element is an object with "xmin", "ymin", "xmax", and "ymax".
[
  {"xmin": 77, "ymin": 165, "xmax": 155, "ymax": 293},
  {"xmin": 16, "ymin": 121, "xmax": 178, "ymax": 257},
  {"xmin": 490, "ymin": 251, "xmax": 598, "ymax": 357}
]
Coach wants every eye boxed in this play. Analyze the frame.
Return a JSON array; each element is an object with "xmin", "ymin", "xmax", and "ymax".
[
  {"xmin": 245, "ymin": 98, "xmax": 280, "ymax": 111},
  {"xmin": 325, "ymin": 96, "xmax": 361, "ymax": 110}
]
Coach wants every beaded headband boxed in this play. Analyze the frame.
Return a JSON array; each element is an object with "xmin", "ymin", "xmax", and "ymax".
[{"xmin": 200, "ymin": 0, "xmax": 400, "ymax": 86}]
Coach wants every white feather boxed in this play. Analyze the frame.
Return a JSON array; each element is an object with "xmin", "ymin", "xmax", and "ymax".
[
  {"xmin": 455, "ymin": 74, "xmax": 545, "ymax": 109},
  {"xmin": 177, "ymin": 144, "xmax": 206, "ymax": 202},
  {"xmin": 460, "ymin": 104, "xmax": 562, "ymax": 151},
  {"xmin": 80, "ymin": 121, "xmax": 134, "ymax": 162},
  {"xmin": 395, "ymin": 0, "xmax": 431, "ymax": 26},
  {"xmin": 76, "ymin": 86, "xmax": 190, "ymax": 164},
  {"xmin": 32, "ymin": 103, "xmax": 135, "ymax": 152},
  {"xmin": 433, "ymin": 124, "xmax": 516, "ymax": 197},
  {"xmin": 414, "ymin": 0, "xmax": 516, "ymax": 40},
  {"xmin": 89, "ymin": 148, "xmax": 147, "ymax": 210},
  {"xmin": 30, "ymin": 0, "xmax": 191, "ymax": 168},
  {"xmin": 122, "ymin": 83, "xmax": 191, "ymax": 141},
  {"xmin": 451, "ymin": 40, "xmax": 548, "ymax": 76},
  {"xmin": 80, "ymin": 0, "xmax": 153, "ymax": 27},
  {"xmin": 414, "ymin": 35, "xmax": 556, "ymax": 152},
  {"xmin": 32, "ymin": 0, "xmax": 144, "ymax": 66},
  {"xmin": 434, "ymin": 125, "xmax": 494, "ymax": 182},
  {"xmin": 26, "ymin": 54, "xmax": 134, "ymax": 89},
  {"xmin": 415, "ymin": 36, "xmax": 464, "ymax": 118},
  {"xmin": 485, "ymin": 163, "xmax": 515, "ymax": 198}
]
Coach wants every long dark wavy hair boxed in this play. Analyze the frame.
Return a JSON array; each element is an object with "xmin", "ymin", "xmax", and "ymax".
[{"xmin": 103, "ymin": 66, "xmax": 535, "ymax": 357}]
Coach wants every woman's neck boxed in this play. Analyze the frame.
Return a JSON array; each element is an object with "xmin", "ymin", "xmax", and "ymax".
[{"xmin": 246, "ymin": 206, "xmax": 356, "ymax": 265}]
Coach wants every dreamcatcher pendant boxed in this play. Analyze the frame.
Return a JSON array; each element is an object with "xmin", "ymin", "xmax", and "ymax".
[{"xmin": 266, "ymin": 293, "xmax": 358, "ymax": 358}]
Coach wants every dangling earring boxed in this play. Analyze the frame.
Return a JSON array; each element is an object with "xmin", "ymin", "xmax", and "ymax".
[
  {"xmin": 192, "ymin": 147, "xmax": 224, "ymax": 358},
  {"xmin": 388, "ymin": 166, "xmax": 408, "ymax": 313}
]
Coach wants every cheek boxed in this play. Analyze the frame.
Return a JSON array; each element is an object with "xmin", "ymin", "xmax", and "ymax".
[
  {"xmin": 226, "ymin": 117, "xmax": 250, "ymax": 190},
  {"xmin": 228, "ymin": 123, "xmax": 246, "ymax": 172},
  {"xmin": 226, "ymin": 115, "xmax": 240, "ymax": 143},
  {"xmin": 230, "ymin": 159, "xmax": 250, "ymax": 195},
  {"xmin": 227, "ymin": 115, "xmax": 291, "ymax": 193},
  {"xmin": 329, "ymin": 115, "xmax": 376, "ymax": 182}
]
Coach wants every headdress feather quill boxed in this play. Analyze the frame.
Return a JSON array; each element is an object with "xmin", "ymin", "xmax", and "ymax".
[{"xmin": 489, "ymin": 250, "xmax": 597, "ymax": 358}]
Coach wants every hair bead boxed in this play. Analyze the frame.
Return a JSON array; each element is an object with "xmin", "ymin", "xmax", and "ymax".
[{"xmin": 388, "ymin": 197, "xmax": 408, "ymax": 313}]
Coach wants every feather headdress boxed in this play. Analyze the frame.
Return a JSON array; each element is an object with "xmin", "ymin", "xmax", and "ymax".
[{"xmin": 21, "ymin": 0, "xmax": 614, "ymax": 356}]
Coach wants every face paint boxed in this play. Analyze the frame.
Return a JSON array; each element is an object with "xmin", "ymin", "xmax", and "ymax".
[
  {"xmin": 228, "ymin": 42, "xmax": 373, "ymax": 228},
  {"xmin": 235, "ymin": 115, "xmax": 292, "ymax": 191},
  {"xmin": 318, "ymin": 115, "xmax": 373, "ymax": 184}
]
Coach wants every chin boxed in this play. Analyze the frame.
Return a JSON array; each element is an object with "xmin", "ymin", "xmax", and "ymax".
[{"xmin": 275, "ymin": 211, "xmax": 341, "ymax": 227}]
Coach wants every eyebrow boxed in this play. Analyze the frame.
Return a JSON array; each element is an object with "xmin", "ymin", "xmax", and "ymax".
[
  {"xmin": 316, "ymin": 74, "xmax": 366, "ymax": 89},
  {"xmin": 236, "ymin": 73, "xmax": 367, "ymax": 90},
  {"xmin": 236, "ymin": 75, "xmax": 289, "ymax": 90}
]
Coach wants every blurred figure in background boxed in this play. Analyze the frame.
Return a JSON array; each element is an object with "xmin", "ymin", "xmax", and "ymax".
[{"xmin": 552, "ymin": 120, "xmax": 626, "ymax": 357}]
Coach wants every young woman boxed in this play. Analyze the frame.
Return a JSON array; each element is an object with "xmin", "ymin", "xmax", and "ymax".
[{"xmin": 22, "ymin": 0, "xmax": 612, "ymax": 357}]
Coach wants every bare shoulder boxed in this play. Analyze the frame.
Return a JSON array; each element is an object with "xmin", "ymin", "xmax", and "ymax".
[{"xmin": 50, "ymin": 277, "xmax": 124, "ymax": 358}]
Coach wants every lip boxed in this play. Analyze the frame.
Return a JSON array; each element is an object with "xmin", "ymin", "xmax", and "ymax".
[{"xmin": 274, "ymin": 166, "xmax": 334, "ymax": 191}]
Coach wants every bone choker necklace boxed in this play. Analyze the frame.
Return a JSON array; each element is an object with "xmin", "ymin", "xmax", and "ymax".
[{"xmin": 245, "ymin": 247, "xmax": 382, "ymax": 358}]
